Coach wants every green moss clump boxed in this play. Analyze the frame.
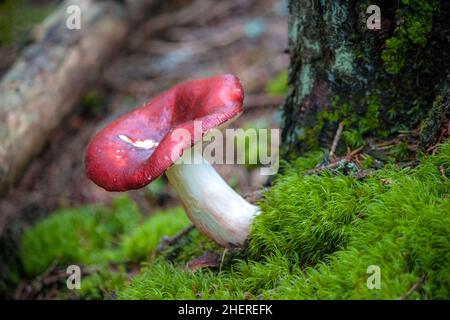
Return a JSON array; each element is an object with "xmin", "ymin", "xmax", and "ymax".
[
  {"xmin": 18, "ymin": 196, "xmax": 193, "ymax": 299},
  {"xmin": 77, "ymin": 265, "xmax": 128, "ymax": 300},
  {"xmin": 381, "ymin": 0, "xmax": 439, "ymax": 75},
  {"xmin": 117, "ymin": 261, "xmax": 234, "ymax": 300},
  {"xmin": 16, "ymin": 142, "xmax": 450, "ymax": 299},
  {"xmin": 121, "ymin": 208, "xmax": 190, "ymax": 262},
  {"xmin": 21, "ymin": 197, "xmax": 142, "ymax": 276},
  {"xmin": 119, "ymin": 142, "xmax": 450, "ymax": 300},
  {"xmin": 249, "ymin": 172, "xmax": 361, "ymax": 264}
]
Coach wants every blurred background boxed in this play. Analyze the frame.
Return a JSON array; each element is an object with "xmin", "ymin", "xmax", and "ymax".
[{"xmin": 0, "ymin": 0, "xmax": 288, "ymax": 229}]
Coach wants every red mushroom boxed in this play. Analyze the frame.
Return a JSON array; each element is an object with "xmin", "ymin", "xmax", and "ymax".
[{"xmin": 85, "ymin": 74, "xmax": 259, "ymax": 247}]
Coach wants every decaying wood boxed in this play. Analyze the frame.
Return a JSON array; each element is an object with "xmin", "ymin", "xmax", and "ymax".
[{"xmin": 0, "ymin": 0, "xmax": 155, "ymax": 195}]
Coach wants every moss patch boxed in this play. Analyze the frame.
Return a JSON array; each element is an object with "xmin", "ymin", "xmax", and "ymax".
[
  {"xmin": 21, "ymin": 197, "xmax": 142, "ymax": 276},
  {"xmin": 119, "ymin": 142, "xmax": 450, "ymax": 300},
  {"xmin": 121, "ymin": 208, "xmax": 190, "ymax": 262},
  {"xmin": 14, "ymin": 141, "xmax": 450, "ymax": 299},
  {"xmin": 18, "ymin": 197, "xmax": 191, "ymax": 299},
  {"xmin": 381, "ymin": 0, "xmax": 439, "ymax": 75}
]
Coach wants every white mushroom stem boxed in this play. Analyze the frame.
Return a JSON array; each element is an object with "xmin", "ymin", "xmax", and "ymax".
[{"xmin": 165, "ymin": 150, "xmax": 259, "ymax": 248}]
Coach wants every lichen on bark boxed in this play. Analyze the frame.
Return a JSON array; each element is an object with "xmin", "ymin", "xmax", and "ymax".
[{"xmin": 282, "ymin": 0, "xmax": 450, "ymax": 158}]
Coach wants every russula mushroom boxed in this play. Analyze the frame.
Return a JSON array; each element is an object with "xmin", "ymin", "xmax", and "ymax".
[{"xmin": 85, "ymin": 74, "xmax": 259, "ymax": 247}]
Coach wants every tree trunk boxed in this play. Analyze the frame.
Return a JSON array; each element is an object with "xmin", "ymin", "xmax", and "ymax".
[
  {"xmin": 0, "ymin": 0, "xmax": 156, "ymax": 195},
  {"xmin": 282, "ymin": 0, "xmax": 449, "ymax": 158}
]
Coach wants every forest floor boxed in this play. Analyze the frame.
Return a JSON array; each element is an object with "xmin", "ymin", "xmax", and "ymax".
[{"xmin": 1, "ymin": 0, "xmax": 448, "ymax": 300}]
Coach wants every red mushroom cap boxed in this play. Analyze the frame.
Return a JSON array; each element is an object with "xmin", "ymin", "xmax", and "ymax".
[{"xmin": 85, "ymin": 74, "xmax": 243, "ymax": 191}]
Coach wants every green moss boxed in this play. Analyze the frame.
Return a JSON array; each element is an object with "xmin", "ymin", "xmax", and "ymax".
[
  {"xmin": 18, "ymin": 195, "xmax": 196, "ymax": 298},
  {"xmin": 117, "ymin": 260, "xmax": 233, "ymax": 299},
  {"xmin": 381, "ymin": 0, "xmax": 439, "ymax": 75},
  {"xmin": 17, "ymin": 142, "xmax": 450, "ymax": 300},
  {"xmin": 420, "ymin": 94, "xmax": 449, "ymax": 149},
  {"xmin": 249, "ymin": 172, "xmax": 361, "ymax": 264},
  {"xmin": 120, "ymin": 208, "xmax": 190, "ymax": 262},
  {"xmin": 268, "ymin": 158, "xmax": 450, "ymax": 299},
  {"xmin": 21, "ymin": 197, "xmax": 142, "ymax": 276},
  {"xmin": 361, "ymin": 155, "xmax": 375, "ymax": 169},
  {"xmin": 120, "ymin": 142, "xmax": 450, "ymax": 299},
  {"xmin": 78, "ymin": 265, "xmax": 128, "ymax": 300},
  {"xmin": 310, "ymin": 94, "xmax": 385, "ymax": 151},
  {"xmin": 391, "ymin": 142, "xmax": 412, "ymax": 160}
]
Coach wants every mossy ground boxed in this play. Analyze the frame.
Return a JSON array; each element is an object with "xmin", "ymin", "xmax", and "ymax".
[
  {"xmin": 16, "ymin": 199, "xmax": 193, "ymax": 299},
  {"xmin": 12, "ymin": 141, "xmax": 450, "ymax": 300}
]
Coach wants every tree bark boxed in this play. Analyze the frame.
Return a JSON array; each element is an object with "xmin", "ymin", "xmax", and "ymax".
[
  {"xmin": 282, "ymin": 0, "xmax": 449, "ymax": 158},
  {"xmin": 0, "ymin": 0, "xmax": 155, "ymax": 195}
]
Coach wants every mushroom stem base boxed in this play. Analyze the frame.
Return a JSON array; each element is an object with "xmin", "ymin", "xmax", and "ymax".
[{"xmin": 165, "ymin": 153, "xmax": 259, "ymax": 248}]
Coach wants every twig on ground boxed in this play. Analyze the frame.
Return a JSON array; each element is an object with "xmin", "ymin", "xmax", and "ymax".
[
  {"xmin": 329, "ymin": 122, "xmax": 345, "ymax": 160},
  {"xmin": 345, "ymin": 146, "xmax": 364, "ymax": 160},
  {"xmin": 157, "ymin": 223, "xmax": 195, "ymax": 253},
  {"xmin": 219, "ymin": 248, "xmax": 228, "ymax": 273},
  {"xmin": 307, "ymin": 160, "xmax": 347, "ymax": 175},
  {"xmin": 186, "ymin": 251, "xmax": 220, "ymax": 272},
  {"xmin": 399, "ymin": 274, "xmax": 427, "ymax": 300}
]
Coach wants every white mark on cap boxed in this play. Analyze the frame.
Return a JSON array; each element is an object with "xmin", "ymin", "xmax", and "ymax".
[{"xmin": 118, "ymin": 134, "xmax": 159, "ymax": 149}]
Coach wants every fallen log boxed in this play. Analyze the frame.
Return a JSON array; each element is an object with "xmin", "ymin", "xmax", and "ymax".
[{"xmin": 0, "ymin": 0, "xmax": 155, "ymax": 195}]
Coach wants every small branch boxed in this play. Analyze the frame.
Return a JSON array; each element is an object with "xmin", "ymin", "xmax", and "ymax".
[
  {"xmin": 345, "ymin": 146, "xmax": 364, "ymax": 160},
  {"xmin": 306, "ymin": 159, "xmax": 348, "ymax": 175},
  {"xmin": 186, "ymin": 251, "xmax": 220, "ymax": 272},
  {"xmin": 399, "ymin": 274, "xmax": 427, "ymax": 300},
  {"xmin": 157, "ymin": 224, "xmax": 195, "ymax": 253},
  {"xmin": 329, "ymin": 122, "xmax": 345, "ymax": 159},
  {"xmin": 219, "ymin": 248, "xmax": 228, "ymax": 273}
]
